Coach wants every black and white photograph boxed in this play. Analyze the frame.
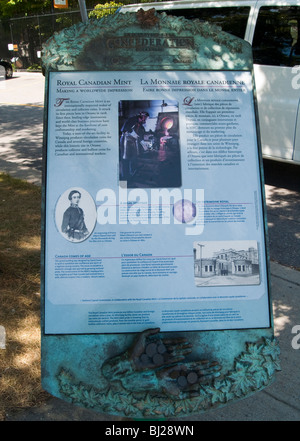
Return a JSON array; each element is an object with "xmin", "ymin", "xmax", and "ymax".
[
  {"xmin": 55, "ymin": 187, "xmax": 97, "ymax": 242},
  {"xmin": 193, "ymin": 240, "xmax": 261, "ymax": 287},
  {"xmin": 119, "ymin": 99, "xmax": 182, "ymax": 188}
]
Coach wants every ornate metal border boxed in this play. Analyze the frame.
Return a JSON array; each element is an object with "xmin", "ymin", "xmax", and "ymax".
[
  {"xmin": 42, "ymin": 11, "xmax": 244, "ymax": 71},
  {"xmin": 57, "ymin": 337, "xmax": 280, "ymax": 418}
]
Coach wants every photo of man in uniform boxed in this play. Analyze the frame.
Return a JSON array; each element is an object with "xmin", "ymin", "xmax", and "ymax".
[{"xmin": 61, "ymin": 190, "xmax": 89, "ymax": 242}]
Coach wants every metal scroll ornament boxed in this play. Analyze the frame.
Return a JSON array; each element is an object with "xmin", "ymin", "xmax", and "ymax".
[
  {"xmin": 41, "ymin": 10, "xmax": 245, "ymax": 72},
  {"xmin": 136, "ymin": 8, "xmax": 159, "ymax": 28},
  {"xmin": 57, "ymin": 328, "xmax": 280, "ymax": 418}
]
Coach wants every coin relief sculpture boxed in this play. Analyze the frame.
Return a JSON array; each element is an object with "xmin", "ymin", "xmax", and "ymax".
[{"xmin": 101, "ymin": 328, "xmax": 221, "ymax": 398}]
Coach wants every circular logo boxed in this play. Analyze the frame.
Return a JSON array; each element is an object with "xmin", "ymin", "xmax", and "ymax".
[{"xmin": 173, "ymin": 199, "xmax": 196, "ymax": 223}]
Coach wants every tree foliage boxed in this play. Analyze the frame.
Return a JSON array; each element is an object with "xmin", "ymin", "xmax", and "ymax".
[
  {"xmin": 0, "ymin": 0, "xmax": 51, "ymax": 18},
  {"xmin": 89, "ymin": 1, "xmax": 124, "ymax": 19},
  {"xmin": 0, "ymin": 0, "xmax": 102, "ymax": 19}
]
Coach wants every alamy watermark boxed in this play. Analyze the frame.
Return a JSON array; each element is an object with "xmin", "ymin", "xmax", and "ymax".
[
  {"xmin": 55, "ymin": 185, "xmax": 205, "ymax": 243},
  {"xmin": 291, "ymin": 325, "xmax": 300, "ymax": 349},
  {"xmin": 292, "ymin": 66, "xmax": 300, "ymax": 90},
  {"xmin": 96, "ymin": 184, "xmax": 205, "ymax": 236}
]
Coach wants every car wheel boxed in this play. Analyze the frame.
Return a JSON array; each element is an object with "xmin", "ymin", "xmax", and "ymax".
[{"xmin": 5, "ymin": 66, "xmax": 13, "ymax": 79}]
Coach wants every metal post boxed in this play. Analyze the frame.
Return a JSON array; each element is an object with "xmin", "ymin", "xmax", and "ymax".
[
  {"xmin": 78, "ymin": 0, "xmax": 88, "ymax": 23},
  {"xmin": 198, "ymin": 243, "xmax": 204, "ymax": 278},
  {"xmin": 9, "ymin": 22, "xmax": 14, "ymax": 45}
]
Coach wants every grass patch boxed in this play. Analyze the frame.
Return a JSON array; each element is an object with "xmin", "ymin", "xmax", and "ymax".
[{"xmin": 0, "ymin": 173, "xmax": 49, "ymax": 420}]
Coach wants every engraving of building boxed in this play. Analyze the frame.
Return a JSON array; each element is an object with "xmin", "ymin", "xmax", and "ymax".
[{"xmin": 194, "ymin": 246, "xmax": 259, "ymax": 278}]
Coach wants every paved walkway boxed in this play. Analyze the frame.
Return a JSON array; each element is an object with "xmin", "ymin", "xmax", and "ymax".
[{"xmin": 0, "ymin": 72, "xmax": 44, "ymax": 185}]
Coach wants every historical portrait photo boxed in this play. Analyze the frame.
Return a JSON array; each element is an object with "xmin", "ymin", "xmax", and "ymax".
[
  {"xmin": 55, "ymin": 188, "xmax": 97, "ymax": 242},
  {"xmin": 119, "ymin": 99, "xmax": 182, "ymax": 188}
]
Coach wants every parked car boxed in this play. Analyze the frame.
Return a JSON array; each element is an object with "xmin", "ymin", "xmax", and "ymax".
[
  {"xmin": 120, "ymin": 0, "xmax": 300, "ymax": 165},
  {"xmin": 0, "ymin": 59, "xmax": 13, "ymax": 79}
]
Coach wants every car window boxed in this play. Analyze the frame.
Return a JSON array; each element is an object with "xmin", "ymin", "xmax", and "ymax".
[
  {"xmin": 252, "ymin": 6, "xmax": 300, "ymax": 66},
  {"xmin": 164, "ymin": 7, "xmax": 250, "ymax": 39}
]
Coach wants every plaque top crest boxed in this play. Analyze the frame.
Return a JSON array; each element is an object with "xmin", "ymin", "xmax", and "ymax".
[{"xmin": 42, "ymin": 9, "xmax": 251, "ymax": 72}]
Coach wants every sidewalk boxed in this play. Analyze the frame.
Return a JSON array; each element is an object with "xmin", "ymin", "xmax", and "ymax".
[
  {"xmin": 4, "ymin": 261, "xmax": 300, "ymax": 421},
  {"xmin": 0, "ymin": 72, "xmax": 44, "ymax": 185}
]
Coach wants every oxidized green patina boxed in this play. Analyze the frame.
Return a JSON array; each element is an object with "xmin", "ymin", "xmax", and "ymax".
[
  {"xmin": 41, "ymin": 9, "xmax": 279, "ymax": 419},
  {"xmin": 42, "ymin": 9, "xmax": 250, "ymax": 72}
]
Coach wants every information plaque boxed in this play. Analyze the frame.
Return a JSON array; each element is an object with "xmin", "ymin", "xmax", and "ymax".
[
  {"xmin": 45, "ymin": 69, "xmax": 271, "ymax": 335},
  {"xmin": 41, "ymin": 11, "xmax": 279, "ymax": 419}
]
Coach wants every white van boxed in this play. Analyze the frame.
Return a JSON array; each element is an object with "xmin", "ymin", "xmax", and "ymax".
[{"xmin": 120, "ymin": 0, "xmax": 300, "ymax": 165}]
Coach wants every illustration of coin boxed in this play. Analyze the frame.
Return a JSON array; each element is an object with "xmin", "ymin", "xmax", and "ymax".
[
  {"xmin": 173, "ymin": 199, "xmax": 196, "ymax": 223},
  {"xmin": 157, "ymin": 343, "xmax": 166, "ymax": 354},
  {"xmin": 140, "ymin": 353, "xmax": 151, "ymax": 364},
  {"xmin": 187, "ymin": 371, "xmax": 198, "ymax": 384},
  {"xmin": 177, "ymin": 375, "xmax": 188, "ymax": 388},
  {"xmin": 153, "ymin": 353, "xmax": 164, "ymax": 365},
  {"xmin": 145, "ymin": 342, "xmax": 157, "ymax": 357}
]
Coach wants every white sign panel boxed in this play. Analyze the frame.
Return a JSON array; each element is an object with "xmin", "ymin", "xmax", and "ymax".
[{"xmin": 44, "ymin": 70, "xmax": 271, "ymax": 334}]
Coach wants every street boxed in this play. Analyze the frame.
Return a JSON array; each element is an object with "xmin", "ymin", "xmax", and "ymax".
[
  {"xmin": 0, "ymin": 72, "xmax": 44, "ymax": 184},
  {"xmin": 264, "ymin": 159, "xmax": 300, "ymax": 269},
  {"xmin": 0, "ymin": 72, "xmax": 299, "ymax": 268}
]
